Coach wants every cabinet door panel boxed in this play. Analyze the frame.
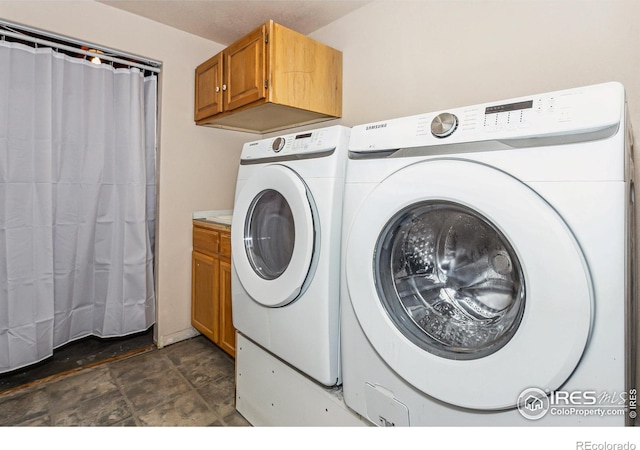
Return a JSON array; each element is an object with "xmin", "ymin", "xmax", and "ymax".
[
  {"xmin": 192, "ymin": 252, "xmax": 220, "ymax": 343},
  {"xmin": 195, "ymin": 53, "xmax": 223, "ymax": 120},
  {"xmin": 219, "ymin": 259, "xmax": 236, "ymax": 358},
  {"xmin": 224, "ymin": 25, "xmax": 266, "ymax": 111}
]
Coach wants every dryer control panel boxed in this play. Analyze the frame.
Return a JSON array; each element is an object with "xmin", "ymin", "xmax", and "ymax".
[
  {"xmin": 241, "ymin": 125, "xmax": 347, "ymax": 162},
  {"xmin": 350, "ymin": 82, "xmax": 624, "ymax": 153}
]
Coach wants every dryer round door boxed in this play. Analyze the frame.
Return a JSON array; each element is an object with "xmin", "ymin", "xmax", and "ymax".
[
  {"xmin": 232, "ymin": 164, "xmax": 317, "ymax": 307},
  {"xmin": 345, "ymin": 159, "xmax": 593, "ymax": 410}
]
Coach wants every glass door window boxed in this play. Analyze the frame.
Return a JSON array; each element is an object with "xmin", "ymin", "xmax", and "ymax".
[
  {"xmin": 375, "ymin": 201, "xmax": 525, "ymax": 360},
  {"xmin": 245, "ymin": 189, "xmax": 295, "ymax": 280}
]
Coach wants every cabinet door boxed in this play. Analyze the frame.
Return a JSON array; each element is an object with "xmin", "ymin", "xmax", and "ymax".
[
  {"xmin": 218, "ymin": 259, "xmax": 236, "ymax": 358},
  {"xmin": 192, "ymin": 251, "xmax": 220, "ymax": 343},
  {"xmin": 195, "ymin": 52, "xmax": 223, "ymax": 121},
  {"xmin": 224, "ymin": 24, "xmax": 266, "ymax": 111}
]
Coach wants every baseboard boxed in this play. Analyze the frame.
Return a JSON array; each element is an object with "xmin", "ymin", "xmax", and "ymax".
[{"xmin": 156, "ymin": 327, "xmax": 200, "ymax": 349}]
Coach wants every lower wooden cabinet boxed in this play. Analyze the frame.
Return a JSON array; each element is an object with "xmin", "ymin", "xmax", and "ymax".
[{"xmin": 191, "ymin": 221, "xmax": 236, "ymax": 358}]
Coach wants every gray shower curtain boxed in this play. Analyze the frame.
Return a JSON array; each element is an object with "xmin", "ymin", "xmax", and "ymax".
[{"xmin": 0, "ymin": 40, "xmax": 157, "ymax": 373}]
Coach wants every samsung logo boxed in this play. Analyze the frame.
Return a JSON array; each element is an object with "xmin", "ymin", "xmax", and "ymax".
[{"xmin": 366, "ymin": 123, "xmax": 387, "ymax": 130}]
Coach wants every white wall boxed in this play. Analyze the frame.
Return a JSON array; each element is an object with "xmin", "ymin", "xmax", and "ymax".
[
  {"xmin": 310, "ymin": 0, "xmax": 640, "ymax": 132},
  {"xmin": 0, "ymin": 0, "xmax": 255, "ymax": 347}
]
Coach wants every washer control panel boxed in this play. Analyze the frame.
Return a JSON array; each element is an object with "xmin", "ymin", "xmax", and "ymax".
[
  {"xmin": 483, "ymin": 99, "xmax": 534, "ymax": 132},
  {"xmin": 349, "ymin": 82, "xmax": 623, "ymax": 152}
]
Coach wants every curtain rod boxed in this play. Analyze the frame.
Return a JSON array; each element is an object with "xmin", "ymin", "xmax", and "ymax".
[{"xmin": 0, "ymin": 22, "xmax": 161, "ymax": 74}]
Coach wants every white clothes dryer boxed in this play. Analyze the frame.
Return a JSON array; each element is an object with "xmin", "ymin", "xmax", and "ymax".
[
  {"xmin": 231, "ymin": 125, "xmax": 350, "ymax": 387},
  {"xmin": 340, "ymin": 82, "xmax": 637, "ymax": 425}
]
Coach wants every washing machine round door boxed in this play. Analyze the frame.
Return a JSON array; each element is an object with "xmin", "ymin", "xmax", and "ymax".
[
  {"xmin": 345, "ymin": 159, "xmax": 593, "ymax": 410},
  {"xmin": 232, "ymin": 164, "xmax": 316, "ymax": 307}
]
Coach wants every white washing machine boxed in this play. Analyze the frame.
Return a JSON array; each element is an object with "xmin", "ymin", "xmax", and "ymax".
[
  {"xmin": 340, "ymin": 82, "xmax": 637, "ymax": 425},
  {"xmin": 231, "ymin": 125, "xmax": 350, "ymax": 387}
]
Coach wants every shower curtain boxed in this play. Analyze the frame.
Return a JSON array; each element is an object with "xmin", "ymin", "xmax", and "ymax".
[{"xmin": 0, "ymin": 40, "xmax": 157, "ymax": 373}]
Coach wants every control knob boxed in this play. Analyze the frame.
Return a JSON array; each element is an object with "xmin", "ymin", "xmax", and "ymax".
[
  {"xmin": 272, "ymin": 137, "xmax": 285, "ymax": 152},
  {"xmin": 431, "ymin": 112, "xmax": 458, "ymax": 138}
]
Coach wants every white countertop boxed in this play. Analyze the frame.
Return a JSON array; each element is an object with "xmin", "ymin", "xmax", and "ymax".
[{"xmin": 193, "ymin": 209, "xmax": 233, "ymax": 226}]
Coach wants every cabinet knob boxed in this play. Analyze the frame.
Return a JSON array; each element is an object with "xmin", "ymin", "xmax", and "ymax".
[
  {"xmin": 222, "ymin": 84, "xmax": 227, "ymax": 91},
  {"xmin": 215, "ymin": 86, "xmax": 220, "ymax": 93}
]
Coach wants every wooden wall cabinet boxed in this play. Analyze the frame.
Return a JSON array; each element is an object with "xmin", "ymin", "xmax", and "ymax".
[
  {"xmin": 194, "ymin": 19, "xmax": 342, "ymax": 134},
  {"xmin": 192, "ymin": 221, "xmax": 236, "ymax": 358}
]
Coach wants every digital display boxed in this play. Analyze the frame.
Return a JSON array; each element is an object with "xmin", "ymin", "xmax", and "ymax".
[
  {"xmin": 295, "ymin": 132, "xmax": 313, "ymax": 139},
  {"xmin": 485, "ymin": 100, "xmax": 533, "ymax": 115}
]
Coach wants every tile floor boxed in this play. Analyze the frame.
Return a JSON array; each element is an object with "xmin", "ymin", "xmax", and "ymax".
[
  {"xmin": 0, "ymin": 328, "xmax": 155, "ymax": 393},
  {"xmin": 0, "ymin": 336, "xmax": 251, "ymax": 427}
]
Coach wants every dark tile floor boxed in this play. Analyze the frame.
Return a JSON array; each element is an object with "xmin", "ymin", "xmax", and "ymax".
[
  {"xmin": 0, "ymin": 336, "xmax": 251, "ymax": 426},
  {"xmin": 0, "ymin": 328, "xmax": 155, "ymax": 393}
]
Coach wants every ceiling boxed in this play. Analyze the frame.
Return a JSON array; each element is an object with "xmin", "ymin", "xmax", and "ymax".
[{"xmin": 96, "ymin": 0, "xmax": 372, "ymax": 46}]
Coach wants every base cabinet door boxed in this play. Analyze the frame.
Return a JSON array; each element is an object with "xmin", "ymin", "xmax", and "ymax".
[
  {"xmin": 191, "ymin": 222, "xmax": 236, "ymax": 358},
  {"xmin": 191, "ymin": 251, "xmax": 220, "ymax": 343}
]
